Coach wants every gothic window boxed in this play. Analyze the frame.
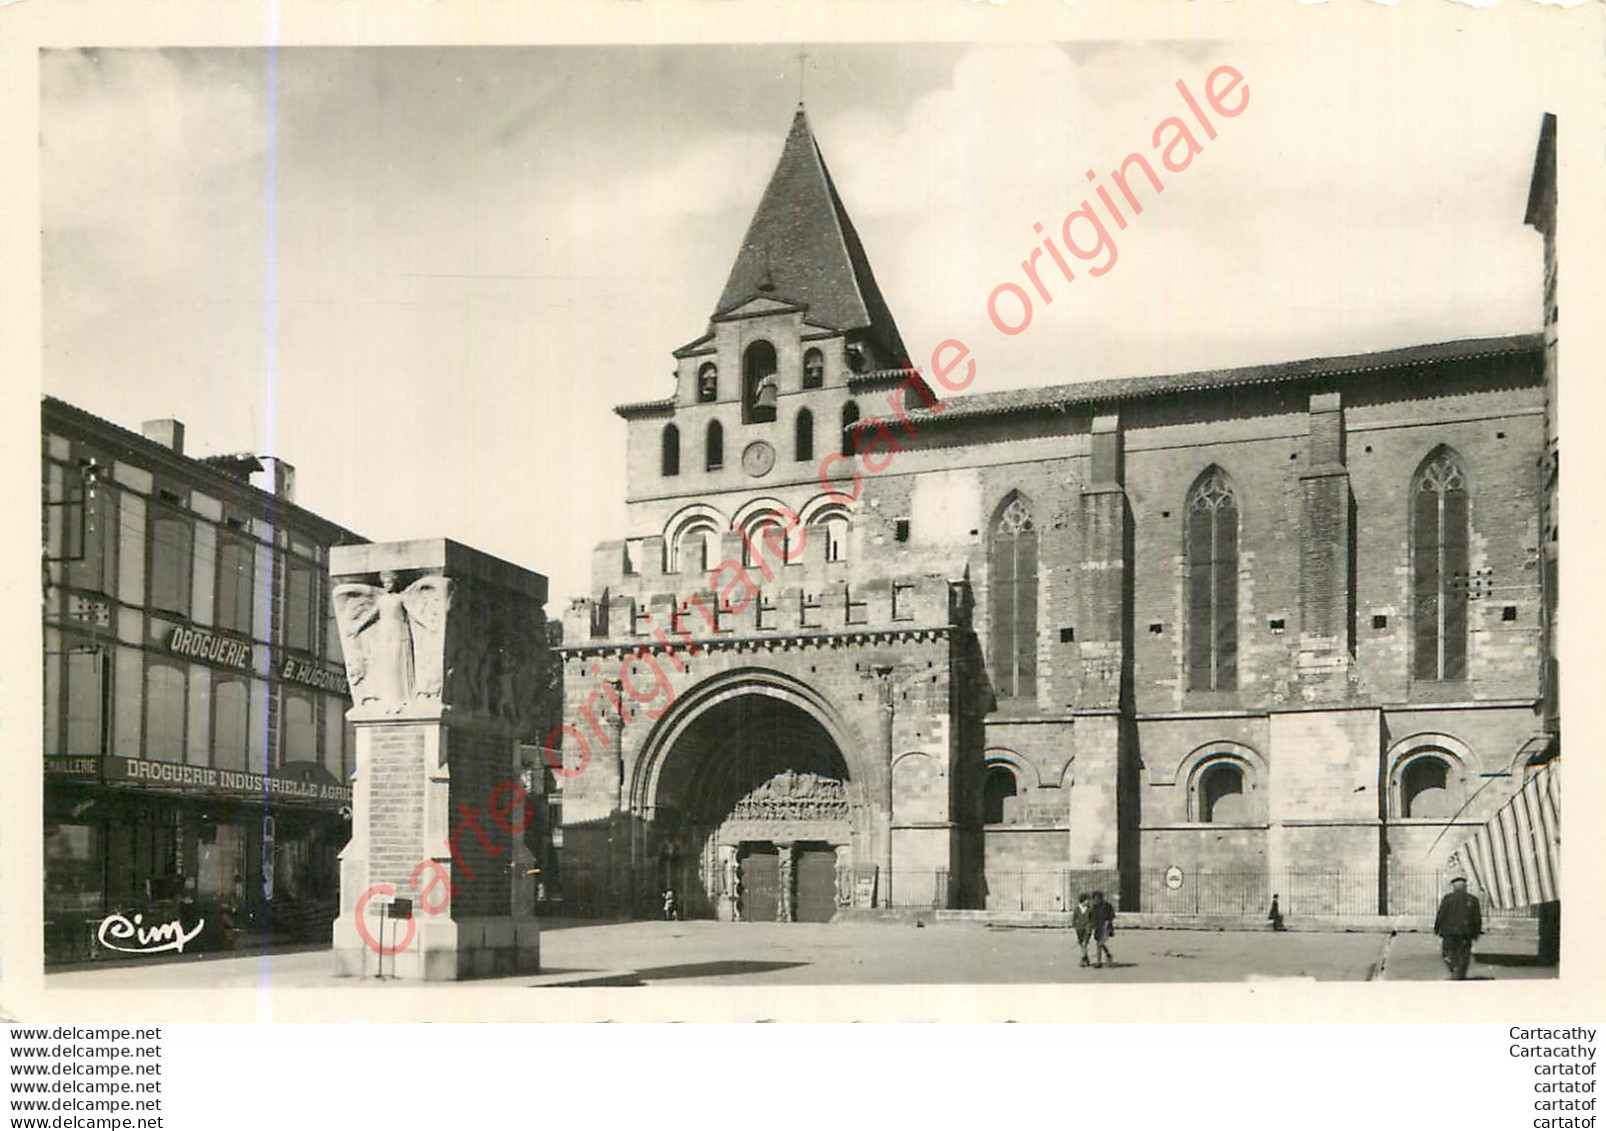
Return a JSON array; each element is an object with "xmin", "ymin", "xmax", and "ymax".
[
  {"xmin": 990, "ymin": 493, "xmax": 1038, "ymax": 701},
  {"xmin": 706, "ymin": 420, "xmax": 724, "ymax": 471},
  {"xmin": 697, "ymin": 363, "xmax": 718, "ymax": 403},
  {"xmin": 803, "ymin": 348, "xmax": 825, "ymax": 389},
  {"xmin": 841, "ymin": 401, "xmax": 861, "ymax": 456},
  {"xmin": 1412, "ymin": 448, "xmax": 1470, "ymax": 682},
  {"xmin": 743, "ymin": 341, "xmax": 778, "ymax": 424},
  {"xmin": 1186, "ymin": 469, "xmax": 1238, "ymax": 692},
  {"xmin": 795, "ymin": 409, "xmax": 814, "ymax": 463},
  {"xmin": 662, "ymin": 423, "xmax": 681, "ymax": 477}
]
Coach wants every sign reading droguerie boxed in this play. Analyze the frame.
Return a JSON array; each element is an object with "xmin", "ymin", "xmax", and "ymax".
[
  {"xmin": 166, "ymin": 625, "xmax": 251, "ymax": 670},
  {"xmin": 100, "ymin": 755, "xmax": 351, "ymax": 805}
]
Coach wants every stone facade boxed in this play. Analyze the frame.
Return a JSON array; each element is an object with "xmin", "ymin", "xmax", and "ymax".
[{"xmin": 553, "ymin": 110, "xmax": 1554, "ymax": 920}]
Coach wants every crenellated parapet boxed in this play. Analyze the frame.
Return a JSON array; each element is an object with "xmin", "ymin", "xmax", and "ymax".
[{"xmin": 563, "ymin": 571, "xmax": 970, "ymax": 658}]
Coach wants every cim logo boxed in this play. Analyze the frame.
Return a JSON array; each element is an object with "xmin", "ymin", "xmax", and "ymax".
[{"xmin": 96, "ymin": 911, "xmax": 205, "ymax": 956}]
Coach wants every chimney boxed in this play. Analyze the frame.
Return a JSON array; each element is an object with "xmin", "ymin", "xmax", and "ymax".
[
  {"xmin": 256, "ymin": 456, "xmax": 296, "ymax": 503},
  {"xmin": 141, "ymin": 419, "xmax": 185, "ymax": 455}
]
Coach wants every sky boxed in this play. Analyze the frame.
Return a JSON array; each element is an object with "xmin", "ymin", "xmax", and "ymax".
[{"xmin": 40, "ymin": 41, "xmax": 1560, "ymax": 607}]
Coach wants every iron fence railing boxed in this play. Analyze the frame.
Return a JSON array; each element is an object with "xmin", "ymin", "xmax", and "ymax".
[{"xmin": 546, "ymin": 865, "xmax": 1535, "ymax": 920}]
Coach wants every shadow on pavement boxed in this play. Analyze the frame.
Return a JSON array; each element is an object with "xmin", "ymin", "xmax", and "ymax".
[{"xmin": 633, "ymin": 960, "xmax": 810, "ymax": 982}]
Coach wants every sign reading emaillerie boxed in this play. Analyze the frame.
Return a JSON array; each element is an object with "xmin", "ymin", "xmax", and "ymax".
[
  {"xmin": 166, "ymin": 625, "xmax": 251, "ymax": 670},
  {"xmin": 98, "ymin": 755, "xmax": 351, "ymax": 806}
]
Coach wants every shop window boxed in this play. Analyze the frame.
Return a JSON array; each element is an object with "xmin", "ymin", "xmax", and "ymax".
[
  {"xmin": 149, "ymin": 512, "xmax": 193, "ymax": 616},
  {"xmin": 983, "ymin": 765, "xmax": 1019, "ymax": 825},
  {"xmin": 44, "ymin": 823, "xmax": 104, "ymax": 919},
  {"xmin": 1187, "ymin": 467, "xmax": 1239, "ymax": 692},
  {"xmin": 795, "ymin": 409, "xmax": 814, "ymax": 462},
  {"xmin": 697, "ymin": 362, "xmax": 718, "ymax": 403},
  {"xmin": 662, "ymin": 423, "xmax": 681, "ymax": 477},
  {"xmin": 1197, "ymin": 761, "xmax": 1248, "ymax": 823},
  {"xmin": 282, "ymin": 691, "xmax": 316, "ymax": 764},
  {"xmin": 743, "ymin": 340, "xmax": 779, "ymax": 424},
  {"xmin": 64, "ymin": 647, "xmax": 106, "ymax": 756},
  {"xmin": 286, "ymin": 563, "xmax": 316, "ymax": 653},
  {"xmin": 216, "ymin": 536, "xmax": 254, "ymax": 636},
  {"xmin": 1412, "ymin": 448, "xmax": 1470, "ymax": 681},
  {"xmin": 990, "ymin": 493, "xmax": 1038, "ymax": 701},
  {"xmin": 213, "ymin": 679, "xmax": 249, "ymax": 771},
  {"xmin": 144, "ymin": 662, "xmax": 186, "ymax": 761},
  {"xmin": 803, "ymin": 348, "xmax": 825, "ymax": 389}
]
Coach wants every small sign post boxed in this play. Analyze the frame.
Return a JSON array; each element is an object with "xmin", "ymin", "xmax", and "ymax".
[{"xmin": 375, "ymin": 897, "xmax": 414, "ymax": 980}]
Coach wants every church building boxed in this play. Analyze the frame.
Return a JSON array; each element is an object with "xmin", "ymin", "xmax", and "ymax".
[{"xmin": 553, "ymin": 108, "xmax": 1552, "ymax": 923}]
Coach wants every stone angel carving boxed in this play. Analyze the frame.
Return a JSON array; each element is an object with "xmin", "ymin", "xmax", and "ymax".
[{"xmin": 332, "ymin": 571, "xmax": 454, "ymax": 711}]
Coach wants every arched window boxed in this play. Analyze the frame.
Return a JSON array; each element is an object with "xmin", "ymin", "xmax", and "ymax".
[
  {"xmin": 1401, "ymin": 754, "xmax": 1454, "ymax": 818},
  {"xmin": 803, "ymin": 348, "xmax": 825, "ymax": 389},
  {"xmin": 706, "ymin": 420, "xmax": 724, "ymax": 471},
  {"xmin": 1197, "ymin": 761, "xmax": 1247, "ymax": 823},
  {"xmin": 697, "ymin": 363, "xmax": 718, "ymax": 403},
  {"xmin": 742, "ymin": 512, "xmax": 788, "ymax": 568},
  {"xmin": 661, "ymin": 424, "xmax": 680, "ymax": 477},
  {"xmin": 1186, "ymin": 468, "xmax": 1238, "ymax": 692},
  {"xmin": 841, "ymin": 401, "xmax": 861, "ymax": 456},
  {"xmin": 983, "ymin": 765, "xmax": 1019, "ymax": 825},
  {"xmin": 743, "ymin": 341, "xmax": 778, "ymax": 424},
  {"xmin": 795, "ymin": 409, "xmax": 814, "ymax": 463},
  {"xmin": 990, "ymin": 493, "xmax": 1038, "ymax": 701},
  {"xmin": 1412, "ymin": 448, "xmax": 1469, "ymax": 682},
  {"xmin": 673, "ymin": 522, "xmax": 718, "ymax": 575}
]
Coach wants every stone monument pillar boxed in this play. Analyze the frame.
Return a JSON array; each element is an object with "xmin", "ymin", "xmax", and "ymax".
[{"xmin": 329, "ymin": 539, "xmax": 550, "ymax": 981}]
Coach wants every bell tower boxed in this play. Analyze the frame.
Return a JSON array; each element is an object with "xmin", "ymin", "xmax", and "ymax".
[{"xmin": 617, "ymin": 108, "xmax": 917, "ymax": 513}]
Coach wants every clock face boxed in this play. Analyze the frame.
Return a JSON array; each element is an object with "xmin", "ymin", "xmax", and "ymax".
[{"xmin": 742, "ymin": 441, "xmax": 776, "ymax": 478}]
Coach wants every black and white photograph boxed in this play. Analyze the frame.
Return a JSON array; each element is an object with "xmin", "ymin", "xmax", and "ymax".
[
  {"xmin": 6, "ymin": 4, "xmax": 1605, "ymax": 1078},
  {"xmin": 25, "ymin": 28, "xmax": 1576, "ymax": 1000}
]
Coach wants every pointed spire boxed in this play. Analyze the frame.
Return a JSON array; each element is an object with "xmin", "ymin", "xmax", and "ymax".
[{"xmin": 714, "ymin": 109, "xmax": 907, "ymax": 366}]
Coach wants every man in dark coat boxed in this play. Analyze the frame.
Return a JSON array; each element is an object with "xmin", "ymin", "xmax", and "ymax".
[
  {"xmin": 1433, "ymin": 876, "xmax": 1482, "ymax": 980},
  {"xmin": 1089, "ymin": 891, "xmax": 1116, "ymax": 968}
]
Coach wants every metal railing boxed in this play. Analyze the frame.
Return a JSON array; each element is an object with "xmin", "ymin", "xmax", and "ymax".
[{"xmin": 549, "ymin": 865, "xmax": 1533, "ymax": 920}]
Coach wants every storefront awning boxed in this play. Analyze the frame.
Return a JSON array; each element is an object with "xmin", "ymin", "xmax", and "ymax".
[{"xmin": 1451, "ymin": 760, "xmax": 1559, "ymax": 909}]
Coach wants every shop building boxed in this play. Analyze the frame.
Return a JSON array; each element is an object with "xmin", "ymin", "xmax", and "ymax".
[{"xmin": 42, "ymin": 397, "xmax": 363, "ymax": 963}]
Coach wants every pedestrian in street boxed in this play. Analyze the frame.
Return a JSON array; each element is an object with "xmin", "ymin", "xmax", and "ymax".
[
  {"xmin": 662, "ymin": 887, "xmax": 678, "ymax": 922},
  {"xmin": 1433, "ymin": 875, "xmax": 1482, "ymax": 980},
  {"xmin": 1072, "ymin": 892, "xmax": 1092, "ymax": 967},
  {"xmin": 1268, "ymin": 893, "xmax": 1286, "ymax": 932},
  {"xmin": 1089, "ymin": 890, "xmax": 1116, "ymax": 968}
]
